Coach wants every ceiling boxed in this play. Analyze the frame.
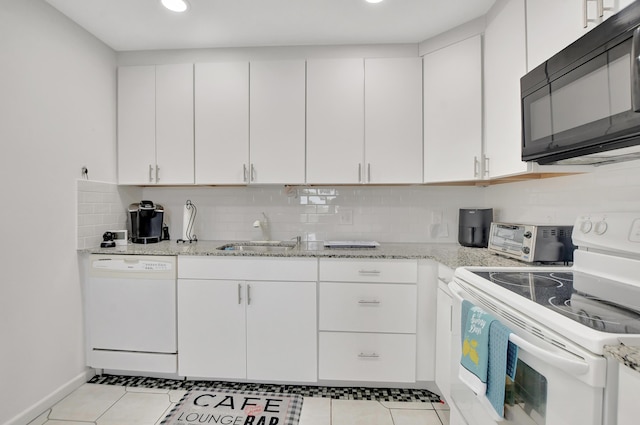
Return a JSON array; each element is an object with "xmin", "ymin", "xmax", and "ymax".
[{"xmin": 44, "ymin": 0, "xmax": 496, "ymax": 52}]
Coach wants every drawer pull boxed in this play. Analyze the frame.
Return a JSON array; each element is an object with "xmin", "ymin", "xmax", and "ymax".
[
  {"xmin": 357, "ymin": 300, "xmax": 381, "ymax": 305},
  {"xmin": 358, "ymin": 269, "xmax": 381, "ymax": 275},
  {"xmin": 358, "ymin": 352, "xmax": 380, "ymax": 359}
]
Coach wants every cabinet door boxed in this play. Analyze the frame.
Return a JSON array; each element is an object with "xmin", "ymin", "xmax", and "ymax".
[
  {"xmin": 155, "ymin": 64, "xmax": 194, "ymax": 184},
  {"xmin": 484, "ymin": 0, "xmax": 529, "ymax": 178},
  {"xmin": 178, "ymin": 279, "xmax": 246, "ymax": 379},
  {"xmin": 306, "ymin": 58, "xmax": 364, "ymax": 184},
  {"xmin": 526, "ymin": 0, "xmax": 590, "ymax": 72},
  {"xmin": 435, "ymin": 285, "xmax": 453, "ymax": 402},
  {"xmin": 423, "ymin": 36, "xmax": 482, "ymax": 183},
  {"xmin": 246, "ymin": 281, "xmax": 317, "ymax": 382},
  {"xmin": 618, "ymin": 364, "xmax": 640, "ymax": 425},
  {"xmin": 365, "ymin": 58, "xmax": 423, "ymax": 184},
  {"xmin": 527, "ymin": 1, "xmax": 634, "ymax": 71},
  {"xmin": 249, "ymin": 60, "xmax": 306, "ymax": 184},
  {"xmin": 195, "ymin": 62, "xmax": 249, "ymax": 184},
  {"xmin": 117, "ymin": 66, "xmax": 156, "ymax": 185}
]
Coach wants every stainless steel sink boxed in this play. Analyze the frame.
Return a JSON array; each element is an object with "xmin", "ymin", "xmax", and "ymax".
[{"xmin": 216, "ymin": 241, "xmax": 298, "ymax": 253}]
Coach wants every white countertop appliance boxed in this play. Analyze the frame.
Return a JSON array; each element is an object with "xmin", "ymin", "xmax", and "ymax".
[{"xmin": 449, "ymin": 212, "xmax": 640, "ymax": 425}]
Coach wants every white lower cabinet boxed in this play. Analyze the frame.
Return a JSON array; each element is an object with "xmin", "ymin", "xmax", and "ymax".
[
  {"xmin": 435, "ymin": 280, "xmax": 453, "ymax": 402},
  {"xmin": 177, "ymin": 257, "xmax": 317, "ymax": 382},
  {"xmin": 319, "ymin": 332, "xmax": 417, "ymax": 383},
  {"xmin": 617, "ymin": 363, "xmax": 640, "ymax": 425},
  {"xmin": 318, "ymin": 258, "xmax": 419, "ymax": 383}
]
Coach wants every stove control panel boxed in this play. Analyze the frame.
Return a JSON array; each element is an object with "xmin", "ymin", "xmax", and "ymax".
[{"xmin": 573, "ymin": 213, "xmax": 640, "ymax": 253}]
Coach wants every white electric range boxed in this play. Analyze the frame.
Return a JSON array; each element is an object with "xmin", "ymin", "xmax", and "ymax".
[{"xmin": 449, "ymin": 212, "xmax": 640, "ymax": 425}]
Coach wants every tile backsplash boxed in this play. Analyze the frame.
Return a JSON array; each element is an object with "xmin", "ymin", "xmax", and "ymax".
[
  {"xmin": 77, "ymin": 180, "xmax": 140, "ymax": 249},
  {"xmin": 141, "ymin": 185, "xmax": 485, "ymax": 243},
  {"xmin": 77, "ymin": 159, "xmax": 640, "ymax": 248}
]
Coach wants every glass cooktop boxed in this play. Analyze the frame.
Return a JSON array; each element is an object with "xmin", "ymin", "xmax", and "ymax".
[{"xmin": 472, "ymin": 271, "xmax": 640, "ymax": 334}]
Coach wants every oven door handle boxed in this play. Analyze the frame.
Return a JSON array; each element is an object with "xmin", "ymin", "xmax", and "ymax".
[
  {"xmin": 449, "ymin": 281, "xmax": 590, "ymax": 376},
  {"xmin": 508, "ymin": 334, "xmax": 590, "ymax": 376}
]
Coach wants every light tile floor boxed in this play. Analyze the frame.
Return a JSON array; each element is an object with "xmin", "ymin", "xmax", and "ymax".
[{"xmin": 28, "ymin": 383, "xmax": 450, "ymax": 425}]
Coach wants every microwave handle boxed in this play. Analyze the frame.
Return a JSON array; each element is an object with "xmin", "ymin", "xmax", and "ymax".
[
  {"xmin": 449, "ymin": 281, "xmax": 590, "ymax": 377},
  {"xmin": 632, "ymin": 27, "xmax": 640, "ymax": 112}
]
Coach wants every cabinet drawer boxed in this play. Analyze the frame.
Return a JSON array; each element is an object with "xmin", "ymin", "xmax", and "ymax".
[
  {"xmin": 319, "ymin": 282, "xmax": 416, "ymax": 333},
  {"xmin": 178, "ymin": 256, "xmax": 317, "ymax": 281},
  {"xmin": 319, "ymin": 258, "xmax": 417, "ymax": 283},
  {"xmin": 319, "ymin": 332, "xmax": 416, "ymax": 383}
]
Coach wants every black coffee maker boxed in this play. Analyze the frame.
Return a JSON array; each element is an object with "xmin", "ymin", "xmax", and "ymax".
[
  {"xmin": 129, "ymin": 200, "xmax": 164, "ymax": 244},
  {"xmin": 458, "ymin": 208, "xmax": 493, "ymax": 248}
]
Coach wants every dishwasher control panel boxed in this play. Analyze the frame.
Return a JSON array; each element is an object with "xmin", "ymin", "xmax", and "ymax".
[{"xmin": 89, "ymin": 255, "xmax": 176, "ymax": 279}]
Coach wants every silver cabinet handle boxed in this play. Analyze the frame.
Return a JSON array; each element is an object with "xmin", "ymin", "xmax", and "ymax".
[
  {"xmin": 243, "ymin": 164, "xmax": 248, "ymax": 182},
  {"xmin": 358, "ymin": 163, "xmax": 362, "ymax": 182},
  {"xmin": 598, "ymin": 0, "xmax": 604, "ymax": 17},
  {"xmin": 155, "ymin": 165, "xmax": 160, "ymax": 182},
  {"xmin": 367, "ymin": 163, "xmax": 371, "ymax": 183},
  {"xmin": 583, "ymin": 0, "xmax": 589, "ymax": 28},
  {"xmin": 149, "ymin": 164, "xmax": 153, "ymax": 183},
  {"xmin": 238, "ymin": 283, "xmax": 242, "ymax": 305},
  {"xmin": 358, "ymin": 352, "xmax": 380, "ymax": 359},
  {"xmin": 473, "ymin": 156, "xmax": 479, "ymax": 178},
  {"xmin": 358, "ymin": 300, "xmax": 381, "ymax": 305},
  {"xmin": 250, "ymin": 164, "xmax": 255, "ymax": 182},
  {"xmin": 632, "ymin": 27, "xmax": 640, "ymax": 112},
  {"xmin": 247, "ymin": 284, "xmax": 252, "ymax": 305},
  {"xmin": 483, "ymin": 155, "xmax": 490, "ymax": 177},
  {"xmin": 358, "ymin": 269, "xmax": 381, "ymax": 275}
]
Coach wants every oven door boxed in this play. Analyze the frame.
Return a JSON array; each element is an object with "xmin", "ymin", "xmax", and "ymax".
[{"xmin": 449, "ymin": 280, "xmax": 608, "ymax": 425}]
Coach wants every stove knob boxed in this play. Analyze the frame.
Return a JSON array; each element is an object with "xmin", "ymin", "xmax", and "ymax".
[
  {"xmin": 594, "ymin": 221, "xmax": 608, "ymax": 235},
  {"xmin": 523, "ymin": 231, "xmax": 532, "ymax": 238},
  {"xmin": 522, "ymin": 247, "xmax": 531, "ymax": 254},
  {"xmin": 579, "ymin": 220, "xmax": 593, "ymax": 233}
]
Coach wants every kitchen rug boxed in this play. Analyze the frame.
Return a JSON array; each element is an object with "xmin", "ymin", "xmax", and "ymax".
[{"xmin": 161, "ymin": 389, "xmax": 303, "ymax": 425}]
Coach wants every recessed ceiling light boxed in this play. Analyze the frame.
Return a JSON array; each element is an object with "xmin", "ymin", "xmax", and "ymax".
[
  {"xmin": 365, "ymin": 0, "xmax": 384, "ymax": 3},
  {"xmin": 161, "ymin": 0, "xmax": 189, "ymax": 13}
]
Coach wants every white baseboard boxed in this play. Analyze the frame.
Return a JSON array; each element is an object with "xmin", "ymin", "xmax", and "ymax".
[{"xmin": 5, "ymin": 369, "xmax": 95, "ymax": 425}]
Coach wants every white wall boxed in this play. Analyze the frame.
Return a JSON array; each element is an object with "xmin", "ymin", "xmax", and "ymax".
[{"xmin": 0, "ymin": 1, "xmax": 117, "ymax": 424}]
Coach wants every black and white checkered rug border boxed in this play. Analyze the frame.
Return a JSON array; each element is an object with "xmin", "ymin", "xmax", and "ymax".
[{"xmin": 88, "ymin": 374, "xmax": 441, "ymax": 403}]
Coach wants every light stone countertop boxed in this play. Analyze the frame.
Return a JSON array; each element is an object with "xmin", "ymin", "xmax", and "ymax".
[
  {"xmin": 81, "ymin": 240, "xmax": 527, "ymax": 270},
  {"xmin": 605, "ymin": 345, "xmax": 640, "ymax": 374}
]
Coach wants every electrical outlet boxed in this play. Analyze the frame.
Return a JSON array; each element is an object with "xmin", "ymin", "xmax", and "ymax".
[{"xmin": 339, "ymin": 209, "xmax": 353, "ymax": 225}]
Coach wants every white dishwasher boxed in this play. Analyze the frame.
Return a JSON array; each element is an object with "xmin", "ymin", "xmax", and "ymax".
[{"xmin": 87, "ymin": 255, "xmax": 177, "ymax": 373}]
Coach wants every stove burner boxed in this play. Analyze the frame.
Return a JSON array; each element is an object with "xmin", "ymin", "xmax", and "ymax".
[
  {"xmin": 488, "ymin": 272, "xmax": 567, "ymax": 288},
  {"xmin": 471, "ymin": 270, "xmax": 640, "ymax": 334}
]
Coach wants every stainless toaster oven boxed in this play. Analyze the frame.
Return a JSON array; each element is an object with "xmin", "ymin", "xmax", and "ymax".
[{"xmin": 487, "ymin": 222, "xmax": 574, "ymax": 263}]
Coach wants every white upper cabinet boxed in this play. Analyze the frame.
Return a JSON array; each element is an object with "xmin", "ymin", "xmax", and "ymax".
[
  {"xmin": 155, "ymin": 64, "xmax": 195, "ymax": 184},
  {"xmin": 423, "ymin": 36, "xmax": 482, "ymax": 183},
  {"xmin": 307, "ymin": 59, "xmax": 365, "ymax": 184},
  {"xmin": 249, "ymin": 60, "xmax": 306, "ymax": 184},
  {"xmin": 117, "ymin": 64, "xmax": 194, "ymax": 185},
  {"xmin": 194, "ymin": 62, "xmax": 249, "ymax": 185},
  {"xmin": 307, "ymin": 57, "xmax": 422, "ymax": 185},
  {"xmin": 484, "ymin": 0, "xmax": 529, "ymax": 179},
  {"xmin": 365, "ymin": 58, "xmax": 423, "ymax": 184},
  {"xmin": 117, "ymin": 66, "xmax": 156, "ymax": 185},
  {"xmin": 527, "ymin": 0, "xmax": 635, "ymax": 71}
]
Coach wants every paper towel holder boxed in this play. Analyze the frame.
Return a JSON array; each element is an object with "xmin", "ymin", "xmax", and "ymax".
[{"xmin": 177, "ymin": 200, "xmax": 198, "ymax": 244}]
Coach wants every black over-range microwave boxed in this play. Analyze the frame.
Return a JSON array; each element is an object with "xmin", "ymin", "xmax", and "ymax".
[{"xmin": 521, "ymin": 2, "xmax": 640, "ymax": 165}]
